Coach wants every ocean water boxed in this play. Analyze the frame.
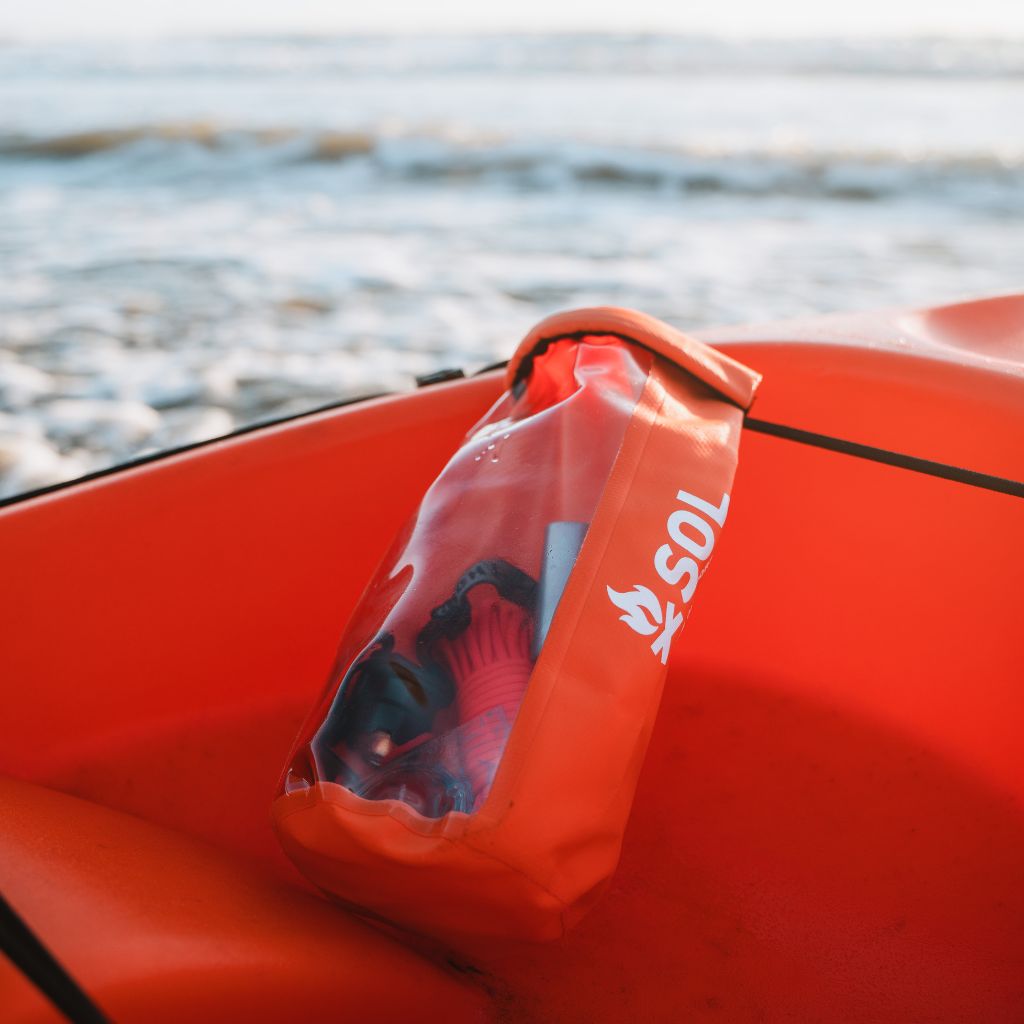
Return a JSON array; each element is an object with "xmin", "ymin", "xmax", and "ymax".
[{"xmin": 1, "ymin": 34, "xmax": 1023, "ymax": 498}]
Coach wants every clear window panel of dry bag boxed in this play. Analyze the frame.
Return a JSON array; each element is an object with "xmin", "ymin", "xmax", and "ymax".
[{"xmin": 284, "ymin": 338, "xmax": 651, "ymax": 817}]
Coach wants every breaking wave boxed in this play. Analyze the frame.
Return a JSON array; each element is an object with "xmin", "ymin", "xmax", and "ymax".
[
  {"xmin": 0, "ymin": 123, "xmax": 375, "ymax": 160},
  {"xmin": 3, "ymin": 123, "xmax": 1021, "ymax": 207}
]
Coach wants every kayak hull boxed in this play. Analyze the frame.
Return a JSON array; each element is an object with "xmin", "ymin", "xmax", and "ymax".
[{"xmin": 2, "ymin": 295, "xmax": 1022, "ymax": 1022}]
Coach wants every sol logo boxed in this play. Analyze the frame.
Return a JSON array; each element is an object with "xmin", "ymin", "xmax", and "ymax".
[{"xmin": 607, "ymin": 489, "xmax": 729, "ymax": 665}]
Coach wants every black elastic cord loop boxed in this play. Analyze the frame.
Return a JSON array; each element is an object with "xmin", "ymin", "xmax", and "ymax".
[
  {"xmin": 744, "ymin": 418, "xmax": 1024, "ymax": 499},
  {"xmin": 0, "ymin": 390, "xmax": 389, "ymax": 511},
  {"xmin": 1, "ymin": 377, "xmax": 1020, "ymax": 512},
  {"xmin": 0, "ymin": 893, "xmax": 110, "ymax": 1024}
]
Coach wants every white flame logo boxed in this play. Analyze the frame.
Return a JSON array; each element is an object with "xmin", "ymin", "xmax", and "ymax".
[
  {"xmin": 604, "ymin": 488, "xmax": 729, "ymax": 664},
  {"xmin": 606, "ymin": 584, "xmax": 663, "ymax": 636}
]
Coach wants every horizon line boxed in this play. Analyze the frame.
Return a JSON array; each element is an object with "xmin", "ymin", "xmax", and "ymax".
[{"xmin": 4, "ymin": 27, "xmax": 1024, "ymax": 43}]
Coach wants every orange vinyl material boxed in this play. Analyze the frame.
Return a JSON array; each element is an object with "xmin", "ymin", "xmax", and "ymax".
[
  {"xmin": 1, "ymin": 294, "xmax": 1022, "ymax": 1021},
  {"xmin": 509, "ymin": 305, "xmax": 762, "ymax": 409},
  {"xmin": 274, "ymin": 326, "xmax": 758, "ymax": 949}
]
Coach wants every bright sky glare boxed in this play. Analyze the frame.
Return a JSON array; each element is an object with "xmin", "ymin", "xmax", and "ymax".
[{"xmin": 3, "ymin": 0, "xmax": 1024, "ymax": 39}]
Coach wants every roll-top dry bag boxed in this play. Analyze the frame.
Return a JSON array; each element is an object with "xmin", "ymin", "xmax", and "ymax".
[{"xmin": 273, "ymin": 307, "xmax": 761, "ymax": 951}]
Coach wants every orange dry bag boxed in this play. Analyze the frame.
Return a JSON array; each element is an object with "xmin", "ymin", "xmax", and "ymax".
[{"xmin": 273, "ymin": 307, "xmax": 760, "ymax": 951}]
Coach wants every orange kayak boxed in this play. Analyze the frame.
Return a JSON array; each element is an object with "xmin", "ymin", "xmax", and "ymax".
[{"xmin": 1, "ymin": 295, "xmax": 1022, "ymax": 1023}]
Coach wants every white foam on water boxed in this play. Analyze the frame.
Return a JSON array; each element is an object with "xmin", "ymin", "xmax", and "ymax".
[{"xmin": 1, "ymin": 34, "xmax": 1023, "ymax": 499}]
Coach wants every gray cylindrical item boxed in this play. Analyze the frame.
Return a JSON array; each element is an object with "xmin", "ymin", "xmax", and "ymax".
[{"xmin": 532, "ymin": 520, "xmax": 589, "ymax": 659}]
